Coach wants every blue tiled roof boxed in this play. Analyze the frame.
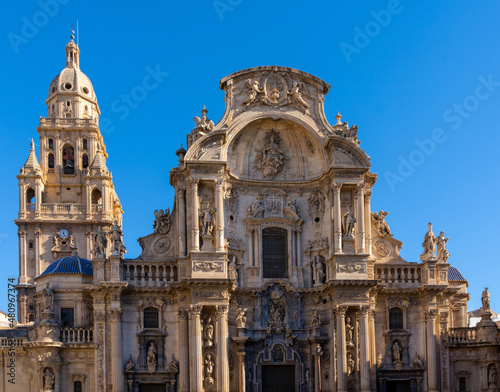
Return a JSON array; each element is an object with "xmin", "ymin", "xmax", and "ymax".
[
  {"xmin": 448, "ymin": 266, "xmax": 467, "ymax": 281},
  {"xmin": 38, "ymin": 256, "xmax": 93, "ymax": 277}
]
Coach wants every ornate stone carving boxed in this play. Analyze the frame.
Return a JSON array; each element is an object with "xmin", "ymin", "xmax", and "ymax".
[
  {"xmin": 308, "ymin": 190, "xmax": 325, "ymax": 220},
  {"xmin": 305, "ymin": 237, "xmax": 329, "ymax": 252},
  {"xmin": 153, "ymin": 208, "xmax": 171, "ymax": 234},
  {"xmin": 339, "ymin": 121, "xmax": 359, "ymax": 144},
  {"xmin": 154, "ymin": 237, "xmax": 171, "ymax": 254},
  {"xmin": 193, "ymin": 106, "xmax": 215, "ymax": 133},
  {"xmin": 192, "ymin": 290, "xmax": 226, "ymax": 299},
  {"xmin": 392, "ymin": 341, "xmax": 402, "ymax": 362},
  {"xmin": 435, "ymin": 231, "xmax": 450, "ymax": 262},
  {"xmin": 43, "ymin": 367, "xmax": 55, "ymax": 390},
  {"xmin": 266, "ymin": 287, "xmax": 288, "ymax": 335},
  {"xmin": 420, "ymin": 222, "xmax": 436, "ymax": 261},
  {"xmin": 337, "ymin": 263, "xmax": 366, "ymax": 273},
  {"xmin": 372, "ymin": 211, "xmax": 393, "ymax": 238},
  {"xmin": 92, "ymin": 227, "xmax": 108, "ymax": 258},
  {"xmin": 374, "ymin": 240, "xmax": 391, "ymax": 257},
  {"xmin": 236, "ymin": 308, "xmax": 247, "ymax": 328},
  {"xmin": 203, "ymin": 353, "xmax": 216, "ymax": 388},
  {"xmin": 253, "ymin": 130, "xmax": 287, "ymax": 179},
  {"xmin": 199, "ymin": 202, "xmax": 216, "ymax": 236},
  {"xmin": 312, "ymin": 256, "xmax": 326, "ymax": 285},
  {"xmin": 193, "ymin": 261, "xmax": 223, "ymax": 272},
  {"xmin": 248, "ymin": 190, "xmax": 299, "ymax": 220},
  {"xmin": 310, "ymin": 307, "xmax": 320, "ymax": 328},
  {"xmin": 125, "ymin": 354, "xmax": 135, "ymax": 372},
  {"xmin": 110, "ymin": 220, "xmax": 126, "ymax": 256},
  {"xmin": 203, "ymin": 316, "xmax": 214, "ymax": 348},
  {"xmin": 226, "ymin": 188, "xmax": 239, "ymax": 216},
  {"xmin": 342, "ymin": 206, "xmax": 356, "ymax": 239}
]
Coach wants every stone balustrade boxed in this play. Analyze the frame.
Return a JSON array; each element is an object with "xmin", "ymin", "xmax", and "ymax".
[
  {"xmin": 60, "ymin": 327, "xmax": 94, "ymax": 343},
  {"xmin": 39, "ymin": 117, "xmax": 99, "ymax": 128},
  {"xmin": 123, "ymin": 261, "xmax": 178, "ymax": 287},
  {"xmin": 448, "ymin": 327, "xmax": 477, "ymax": 344},
  {"xmin": 0, "ymin": 338, "xmax": 25, "ymax": 347},
  {"xmin": 375, "ymin": 264, "xmax": 421, "ymax": 284},
  {"xmin": 21, "ymin": 203, "xmax": 102, "ymax": 220}
]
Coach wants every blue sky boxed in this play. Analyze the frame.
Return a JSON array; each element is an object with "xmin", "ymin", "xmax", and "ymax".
[{"xmin": 1, "ymin": 0, "xmax": 499, "ymax": 315}]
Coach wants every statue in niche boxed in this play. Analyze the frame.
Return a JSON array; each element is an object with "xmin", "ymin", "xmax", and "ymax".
[
  {"xmin": 346, "ymin": 317, "xmax": 354, "ymax": 347},
  {"xmin": 236, "ymin": 308, "xmax": 247, "ymax": 328},
  {"xmin": 204, "ymin": 354, "xmax": 215, "ymax": 386},
  {"xmin": 489, "ymin": 366, "xmax": 498, "ymax": 386},
  {"xmin": 482, "ymin": 287, "xmax": 491, "ymax": 311},
  {"xmin": 254, "ymin": 130, "xmax": 287, "ymax": 179},
  {"xmin": 204, "ymin": 317, "xmax": 214, "ymax": 348},
  {"xmin": 228, "ymin": 256, "xmax": 238, "ymax": 283},
  {"xmin": 347, "ymin": 352, "xmax": 355, "ymax": 376},
  {"xmin": 110, "ymin": 220, "xmax": 126, "ymax": 255},
  {"xmin": 43, "ymin": 368, "xmax": 55, "ymax": 390},
  {"xmin": 412, "ymin": 353, "xmax": 424, "ymax": 369},
  {"xmin": 372, "ymin": 211, "xmax": 393, "ymax": 237},
  {"xmin": 310, "ymin": 307, "xmax": 320, "ymax": 328},
  {"xmin": 93, "ymin": 227, "xmax": 107, "ymax": 257},
  {"xmin": 377, "ymin": 353, "xmax": 384, "ymax": 368},
  {"xmin": 305, "ymin": 368, "xmax": 311, "ymax": 384},
  {"xmin": 147, "ymin": 342, "xmax": 157, "ymax": 370},
  {"xmin": 199, "ymin": 202, "xmax": 216, "ymax": 236},
  {"xmin": 435, "ymin": 231, "xmax": 450, "ymax": 262},
  {"xmin": 125, "ymin": 354, "xmax": 135, "ymax": 372},
  {"xmin": 242, "ymin": 79, "xmax": 263, "ymax": 109},
  {"xmin": 287, "ymin": 82, "xmax": 310, "ymax": 114},
  {"xmin": 420, "ymin": 223, "xmax": 436, "ymax": 261},
  {"xmin": 313, "ymin": 256, "xmax": 325, "ymax": 285},
  {"xmin": 392, "ymin": 341, "xmax": 401, "ymax": 362},
  {"xmin": 342, "ymin": 206, "xmax": 356, "ymax": 238},
  {"xmin": 153, "ymin": 208, "xmax": 171, "ymax": 234},
  {"xmin": 169, "ymin": 354, "xmax": 179, "ymax": 372},
  {"xmin": 43, "ymin": 282, "xmax": 54, "ymax": 311}
]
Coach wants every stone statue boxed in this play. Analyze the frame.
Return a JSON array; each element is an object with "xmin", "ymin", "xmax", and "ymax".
[
  {"xmin": 482, "ymin": 287, "xmax": 491, "ymax": 311},
  {"xmin": 435, "ymin": 231, "xmax": 450, "ymax": 262},
  {"xmin": 489, "ymin": 366, "xmax": 498, "ymax": 386},
  {"xmin": 372, "ymin": 210, "xmax": 393, "ymax": 237},
  {"xmin": 204, "ymin": 317, "xmax": 214, "ymax": 348},
  {"xmin": 420, "ymin": 222, "xmax": 436, "ymax": 261},
  {"xmin": 313, "ymin": 256, "xmax": 325, "ymax": 285},
  {"xmin": 376, "ymin": 353, "xmax": 384, "ymax": 368},
  {"xmin": 43, "ymin": 282, "xmax": 54, "ymax": 311},
  {"xmin": 243, "ymin": 79, "xmax": 263, "ymax": 109},
  {"xmin": 193, "ymin": 106, "xmax": 215, "ymax": 133},
  {"xmin": 204, "ymin": 353, "xmax": 215, "ymax": 385},
  {"xmin": 125, "ymin": 354, "xmax": 135, "ymax": 371},
  {"xmin": 347, "ymin": 352, "xmax": 355, "ymax": 376},
  {"xmin": 110, "ymin": 220, "xmax": 126, "ymax": 255},
  {"xmin": 228, "ymin": 256, "xmax": 238, "ymax": 283},
  {"xmin": 93, "ymin": 227, "xmax": 107, "ymax": 257},
  {"xmin": 169, "ymin": 354, "xmax": 179, "ymax": 372},
  {"xmin": 288, "ymin": 82, "xmax": 310, "ymax": 114},
  {"xmin": 254, "ymin": 130, "xmax": 286, "ymax": 179},
  {"xmin": 392, "ymin": 341, "xmax": 401, "ymax": 362},
  {"xmin": 147, "ymin": 342, "xmax": 157, "ymax": 368},
  {"xmin": 199, "ymin": 203, "xmax": 216, "ymax": 236},
  {"xmin": 412, "ymin": 353, "xmax": 424, "ymax": 369},
  {"xmin": 236, "ymin": 308, "xmax": 247, "ymax": 328},
  {"xmin": 43, "ymin": 368, "xmax": 55, "ymax": 390},
  {"xmin": 346, "ymin": 317, "xmax": 354, "ymax": 346},
  {"xmin": 305, "ymin": 368, "xmax": 311, "ymax": 384},
  {"xmin": 310, "ymin": 307, "xmax": 320, "ymax": 328},
  {"xmin": 342, "ymin": 206, "xmax": 356, "ymax": 238},
  {"xmin": 153, "ymin": 208, "xmax": 171, "ymax": 234}
]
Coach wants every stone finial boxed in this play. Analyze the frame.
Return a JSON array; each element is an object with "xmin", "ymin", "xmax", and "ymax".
[
  {"xmin": 176, "ymin": 144, "xmax": 186, "ymax": 164},
  {"xmin": 335, "ymin": 111, "xmax": 342, "ymax": 125},
  {"xmin": 22, "ymin": 139, "xmax": 41, "ymax": 173},
  {"xmin": 193, "ymin": 106, "xmax": 214, "ymax": 133}
]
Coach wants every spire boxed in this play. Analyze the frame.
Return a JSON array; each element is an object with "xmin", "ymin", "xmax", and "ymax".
[
  {"xmin": 89, "ymin": 147, "xmax": 109, "ymax": 175},
  {"xmin": 22, "ymin": 139, "xmax": 41, "ymax": 173},
  {"xmin": 65, "ymin": 35, "xmax": 80, "ymax": 69}
]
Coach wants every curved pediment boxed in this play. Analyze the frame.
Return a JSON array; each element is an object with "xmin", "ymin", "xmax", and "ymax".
[{"xmin": 326, "ymin": 136, "xmax": 371, "ymax": 168}]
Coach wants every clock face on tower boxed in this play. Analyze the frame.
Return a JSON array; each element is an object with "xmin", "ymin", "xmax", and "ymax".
[{"xmin": 58, "ymin": 229, "xmax": 69, "ymax": 239}]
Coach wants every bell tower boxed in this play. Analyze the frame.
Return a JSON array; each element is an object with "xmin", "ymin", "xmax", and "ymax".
[{"xmin": 15, "ymin": 36, "xmax": 123, "ymax": 324}]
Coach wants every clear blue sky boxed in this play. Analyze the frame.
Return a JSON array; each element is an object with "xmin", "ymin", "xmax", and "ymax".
[{"xmin": 1, "ymin": 1, "xmax": 499, "ymax": 315}]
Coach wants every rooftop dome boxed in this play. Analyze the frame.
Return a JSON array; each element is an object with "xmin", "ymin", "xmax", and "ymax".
[
  {"xmin": 38, "ymin": 254, "xmax": 93, "ymax": 277},
  {"xmin": 448, "ymin": 266, "xmax": 467, "ymax": 282},
  {"xmin": 46, "ymin": 36, "xmax": 99, "ymax": 110}
]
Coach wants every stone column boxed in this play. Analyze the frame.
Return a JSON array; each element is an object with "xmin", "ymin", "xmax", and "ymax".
[
  {"xmin": 215, "ymin": 180, "xmax": 225, "ymax": 252},
  {"xmin": 216, "ymin": 305, "xmax": 230, "ymax": 392},
  {"xmin": 369, "ymin": 310, "xmax": 377, "ymax": 391},
  {"xmin": 178, "ymin": 309, "xmax": 190, "ymax": 392},
  {"xmin": 356, "ymin": 183, "xmax": 366, "ymax": 253},
  {"xmin": 102, "ymin": 181, "xmax": 109, "ymax": 220},
  {"xmin": 110, "ymin": 308, "xmax": 124, "ymax": 392},
  {"xmin": 253, "ymin": 227, "xmax": 259, "ymax": 268},
  {"xmin": 248, "ymin": 229, "xmax": 254, "ymax": 266},
  {"xmin": 94, "ymin": 309, "xmax": 107, "ymax": 392},
  {"xmin": 314, "ymin": 344, "xmax": 322, "ymax": 392},
  {"xmin": 35, "ymin": 227, "xmax": 41, "ymax": 276},
  {"xmin": 177, "ymin": 187, "xmax": 186, "ymax": 257},
  {"xmin": 237, "ymin": 351, "xmax": 246, "ymax": 392},
  {"xmin": 86, "ymin": 179, "xmax": 92, "ymax": 220},
  {"xmin": 190, "ymin": 180, "xmax": 200, "ymax": 252},
  {"xmin": 189, "ymin": 305, "xmax": 203, "ymax": 392},
  {"xmin": 360, "ymin": 306, "xmax": 371, "ymax": 392},
  {"xmin": 336, "ymin": 305, "xmax": 348, "ymax": 392},
  {"xmin": 296, "ymin": 229, "xmax": 301, "ymax": 268},
  {"xmin": 19, "ymin": 230, "xmax": 27, "ymax": 284},
  {"xmin": 35, "ymin": 179, "xmax": 42, "ymax": 216},
  {"xmin": 333, "ymin": 183, "xmax": 343, "ymax": 253},
  {"xmin": 426, "ymin": 309, "xmax": 439, "ymax": 392},
  {"xmin": 364, "ymin": 189, "xmax": 372, "ymax": 254}
]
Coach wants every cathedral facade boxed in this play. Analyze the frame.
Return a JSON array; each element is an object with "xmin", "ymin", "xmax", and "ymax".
[{"xmin": 3, "ymin": 38, "xmax": 500, "ymax": 392}]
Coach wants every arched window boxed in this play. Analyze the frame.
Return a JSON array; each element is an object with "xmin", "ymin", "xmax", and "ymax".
[
  {"xmin": 62, "ymin": 145, "xmax": 75, "ymax": 174},
  {"xmin": 262, "ymin": 227, "xmax": 288, "ymax": 279},
  {"xmin": 82, "ymin": 138, "xmax": 88, "ymax": 150},
  {"xmin": 26, "ymin": 188, "xmax": 35, "ymax": 204},
  {"xmin": 91, "ymin": 188, "xmax": 102, "ymax": 204},
  {"xmin": 48, "ymin": 138, "xmax": 54, "ymax": 149},
  {"xmin": 389, "ymin": 307, "xmax": 404, "ymax": 330},
  {"xmin": 144, "ymin": 307, "xmax": 159, "ymax": 329},
  {"xmin": 82, "ymin": 154, "xmax": 89, "ymax": 169},
  {"xmin": 48, "ymin": 153, "xmax": 55, "ymax": 169}
]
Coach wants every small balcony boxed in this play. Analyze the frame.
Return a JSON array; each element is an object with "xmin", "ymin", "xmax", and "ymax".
[
  {"xmin": 123, "ymin": 261, "xmax": 178, "ymax": 287},
  {"xmin": 60, "ymin": 327, "xmax": 93, "ymax": 343}
]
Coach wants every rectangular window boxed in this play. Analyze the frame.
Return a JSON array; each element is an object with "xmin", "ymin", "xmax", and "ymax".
[
  {"xmin": 61, "ymin": 308, "xmax": 74, "ymax": 327},
  {"xmin": 262, "ymin": 227, "xmax": 288, "ymax": 279},
  {"xmin": 459, "ymin": 377, "xmax": 466, "ymax": 391},
  {"xmin": 74, "ymin": 381, "xmax": 82, "ymax": 392}
]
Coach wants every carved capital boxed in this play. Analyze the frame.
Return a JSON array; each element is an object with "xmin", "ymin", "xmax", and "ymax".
[
  {"xmin": 361, "ymin": 306, "xmax": 371, "ymax": 317},
  {"xmin": 337, "ymin": 305, "xmax": 348, "ymax": 316},
  {"xmin": 94, "ymin": 310, "xmax": 106, "ymax": 323},
  {"xmin": 215, "ymin": 179, "xmax": 224, "ymax": 191},
  {"xmin": 177, "ymin": 309, "xmax": 189, "ymax": 320},
  {"xmin": 364, "ymin": 189, "xmax": 372, "ymax": 199},
  {"xmin": 426, "ymin": 309, "xmax": 438, "ymax": 320},
  {"xmin": 216, "ymin": 305, "xmax": 229, "ymax": 318},
  {"xmin": 190, "ymin": 305, "xmax": 203, "ymax": 317},
  {"xmin": 190, "ymin": 178, "xmax": 199, "ymax": 189},
  {"xmin": 109, "ymin": 308, "xmax": 122, "ymax": 321},
  {"xmin": 332, "ymin": 182, "xmax": 342, "ymax": 193},
  {"xmin": 356, "ymin": 182, "xmax": 364, "ymax": 194}
]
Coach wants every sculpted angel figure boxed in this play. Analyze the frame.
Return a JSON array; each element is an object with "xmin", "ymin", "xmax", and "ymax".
[
  {"xmin": 342, "ymin": 206, "xmax": 356, "ymax": 238},
  {"xmin": 372, "ymin": 210, "xmax": 393, "ymax": 237},
  {"xmin": 153, "ymin": 208, "xmax": 171, "ymax": 234},
  {"xmin": 243, "ymin": 79, "xmax": 263, "ymax": 109},
  {"xmin": 193, "ymin": 106, "xmax": 214, "ymax": 133},
  {"xmin": 420, "ymin": 223, "xmax": 436, "ymax": 261},
  {"xmin": 435, "ymin": 231, "xmax": 450, "ymax": 262},
  {"xmin": 288, "ymin": 82, "xmax": 310, "ymax": 114},
  {"xmin": 236, "ymin": 308, "xmax": 247, "ymax": 328}
]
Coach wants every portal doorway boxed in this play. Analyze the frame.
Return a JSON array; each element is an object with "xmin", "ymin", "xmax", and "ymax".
[
  {"xmin": 386, "ymin": 380, "xmax": 411, "ymax": 392},
  {"xmin": 262, "ymin": 365, "xmax": 295, "ymax": 392},
  {"xmin": 138, "ymin": 384, "xmax": 165, "ymax": 392}
]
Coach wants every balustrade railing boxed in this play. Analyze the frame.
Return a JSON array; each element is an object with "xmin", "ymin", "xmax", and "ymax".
[
  {"xmin": 0, "ymin": 338, "xmax": 25, "ymax": 347},
  {"xmin": 123, "ymin": 262, "xmax": 178, "ymax": 287},
  {"xmin": 60, "ymin": 327, "xmax": 93, "ymax": 343},
  {"xmin": 375, "ymin": 265, "xmax": 421, "ymax": 284},
  {"xmin": 448, "ymin": 327, "xmax": 477, "ymax": 343}
]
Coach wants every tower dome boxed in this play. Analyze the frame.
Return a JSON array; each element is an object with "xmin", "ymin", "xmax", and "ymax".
[
  {"xmin": 37, "ymin": 254, "xmax": 93, "ymax": 277},
  {"xmin": 45, "ymin": 36, "xmax": 100, "ymax": 120}
]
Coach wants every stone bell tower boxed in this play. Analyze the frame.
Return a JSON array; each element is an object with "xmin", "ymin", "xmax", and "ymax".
[{"xmin": 15, "ymin": 35, "xmax": 123, "ymax": 324}]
